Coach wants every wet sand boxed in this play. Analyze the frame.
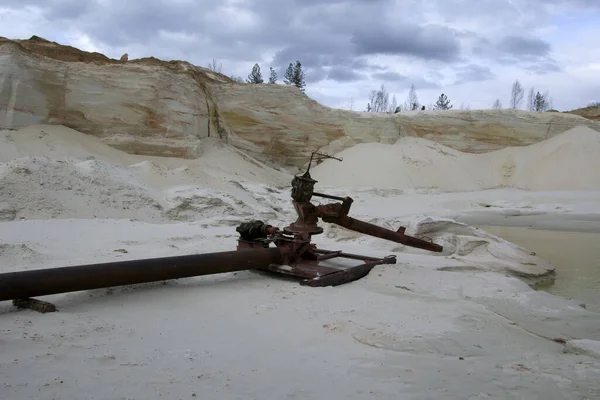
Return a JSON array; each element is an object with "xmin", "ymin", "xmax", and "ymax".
[{"xmin": 478, "ymin": 225, "xmax": 600, "ymax": 312}]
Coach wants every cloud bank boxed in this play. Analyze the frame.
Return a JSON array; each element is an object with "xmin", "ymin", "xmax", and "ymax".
[{"xmin": 1, "ymin": 0, "xmax": 599, "ymax": 111}]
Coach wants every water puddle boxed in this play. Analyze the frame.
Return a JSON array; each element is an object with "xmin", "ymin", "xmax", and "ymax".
[{"xmin": 477, "ymin": 225, "xmax": 600, "ymax": 312}]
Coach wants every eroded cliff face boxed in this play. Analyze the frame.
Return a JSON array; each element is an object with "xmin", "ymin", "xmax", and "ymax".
[
  {"xmin": 1, "ymin": 36, "xmax": 599, "ymax": 168},
  {"xmin": 0, "ymin": 36, "xmax": 229, "ymax": 158},
  {"xmin": 210, "ymin": 82, "xmax": 599, "ymax": 168}
]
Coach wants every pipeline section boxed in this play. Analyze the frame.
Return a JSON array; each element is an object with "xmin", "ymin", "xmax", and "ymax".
[{"xmin": 0, "ymin": 248, "xmax": 284, "ymax": 302}]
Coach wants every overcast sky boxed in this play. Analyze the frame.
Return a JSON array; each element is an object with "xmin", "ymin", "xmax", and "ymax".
[{"xmin": 1, "ymin": 0, "xmax": 599, "ymax": 111}]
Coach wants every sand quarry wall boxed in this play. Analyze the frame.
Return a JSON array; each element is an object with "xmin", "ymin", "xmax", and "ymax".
[{"xmin": 1, "ymin": 36, "xmax": 599, "ymax": 169}]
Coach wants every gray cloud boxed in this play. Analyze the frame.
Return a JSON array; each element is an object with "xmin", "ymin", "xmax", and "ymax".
[
  {"xmin": 1, "ymin": 0, "xmax": 91, "ymax": 19},
  {"xmin": 43, "ymin": 0, "xmax": 93, "ymax": 20},
  {"xmin": 454, "ymin": 64, "xmax": 495, "ymax": 84},
  {"xmin": 351, "ymin": 24, "xmax": 461, "ymax": 61},
  {"xmin": 409, "ymin": 78, "xmax": 443, "ymax": 90},
  {"xmin": 304, "ymin": 67, "xmax": 329, "ymax": 82},
  {"xmin": 473, "ymin": 34, "xmax": 560, "ymax": 74},
  {"xmin": 498, "ymin": 36, "xmax": 550, "ymax": 58},
  {"xmin": 474, "ymin": 35, "xmax": 553, "ymax": 60},
  {"xmin": 525, "ymin": 62, "xmax": 562, "ymax": 74},
  {"xmin": 372, "ymin": 72, "xmax": 407, "ymax": 82},
  {"xmin": 0, "ymin": 0, "xmax": 598, "ymax": 111},
  {"xmin": 0, "ymin": 1, "xmax": 547, "ymax": 71},
  {"xmin": 272, "ymin": 40, "xmax": 353, "ymax": 70},
  {"xmin": 327, "ymin": 68, "xmax": 367, "ymax": 82},
  {"xmin": 526, "ymin": 0, "xmax": 600, "ymax": 8},
  {"xmin": 85, "ymin": 2, "xmax": 210, "ymax": 47}
]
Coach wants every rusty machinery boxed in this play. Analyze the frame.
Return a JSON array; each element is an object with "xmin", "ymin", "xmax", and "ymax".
[
  {"xmin": 0, "ymin": 152, "xmax": 442, "ymax": 309},
  {"xmin": 234, "ymin": 151, "xmax": 442, "ymax": 287}
]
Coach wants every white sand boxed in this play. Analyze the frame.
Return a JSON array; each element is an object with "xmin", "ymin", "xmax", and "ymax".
[
  {"xmin": 1, "ymin": 124, "xmax": 600, "ymax": 399},
  {"xmin": 0, "ymin": 125, "xmax": 290, "ymax": 221},
  {"xmin": 311, "ymin": 126, "xmax": 600, "ymax": 191}
]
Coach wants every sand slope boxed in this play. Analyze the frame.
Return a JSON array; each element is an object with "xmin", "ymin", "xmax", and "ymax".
[
  {"xmin": 0, "ymin": 125, "xmax": 291, "ymax": 221},
  {"xmin": 312, "ymin": 126, "xmax": 600, "ymax": 191},
  {"xmin": 2, "ymin": 124, "xmax": 599, "ymax": 221},
  {"xmin": 496, "ymin": 126, "xmax": 600, "ymax": 190}
]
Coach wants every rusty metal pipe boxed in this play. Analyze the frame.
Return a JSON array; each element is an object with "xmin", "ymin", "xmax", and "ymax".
[
  {"xmin": 331, "ymin": 216, "xmax": 443, "ymax": 252},
  {"xmin": 0, "ymin": 248, "xmax": 284, "ymax": 302}
]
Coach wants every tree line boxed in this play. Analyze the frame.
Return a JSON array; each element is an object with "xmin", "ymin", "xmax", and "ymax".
[
  {"xmin": 364, "ymin": 84, "xmax": 455, "ymax": 113},
  {"xmin": 207, "ymin": 59, "xmax": 306, "ymax": 92},
  {"xmin": 363, "ymin": 79, "xmax": 554, "ymax": 113},
  {"xmin": 208, "ymin": 58, "xmax": 561, "ymax": 112},
  {"xmin": 501, "ymin": 79, "xmax": 553, "ymax": 112}
]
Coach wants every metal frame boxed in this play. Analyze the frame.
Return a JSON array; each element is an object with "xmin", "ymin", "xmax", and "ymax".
[{"xmin": 234, "ymin": 151, "xmax": 443, "ymax": 287}]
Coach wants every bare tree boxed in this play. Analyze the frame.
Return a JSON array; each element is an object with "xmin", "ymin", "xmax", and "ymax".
[
  {"xmin": 527, "ymin": 87, "xmax": 536, "ymax": 111},
  {"xmin": 378, "ymin": 86, "xmax": 389, "ymax": 112},
  {"xmin": 510, "ymin": 79, "xmax": 524, "ymax": 109},
  {"xmin": 492, "ymin": 99, "xmax": 502, "ymax": 109},
  {"xmin": 389, "ymin": 95, "xmax": 397, "ymax": 113},
  {"xmin": 368, "ymin": 90, "xmax": 376, "ymax": 111},
  {"xmin": 404, "ymin": 84, "xmax": 419, "ymax": 110},
  {"xmin": 208, "ymin": 59, "xmax": 223, "ymax": 73},
  {"xmin": 546, "ymin": 94, "xmax": 554, "ymax": 110},
  {"xmin": 348, "ymin": 97, "xmax": 355, "ymax": 111},
  {"xmin": 367, "ymin": 84, "xmax": 390, "ymax": 112},
  {"xmin": 460, "ymin": 103, "xmax": 471, "ymax": 110}
]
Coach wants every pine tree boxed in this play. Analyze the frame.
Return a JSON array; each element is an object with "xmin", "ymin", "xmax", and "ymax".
[
  {"xmin": 283, "ymin": 63, "xmax": 294, "ymax": 85},
  {"xmin": 246, "ymin": 63, "xmax": 263, "ymax": 84},
  {"xmin": 282, "ymin": 61, "xmax": 306, "ymax": 91},
  {"xmin": 292, "ymin": 60, "xmax": 306, "ymax": 92},
  {"xmin": 268, "ymin": 67, "xmax": 277, "ymax": 84},
  {"xmin": 434, "ymin": 93, "xmax": 453, "ymax": 110},
  {"xmin": 533, "ymin": 91, "xmax": 549, "ymax": 112}
]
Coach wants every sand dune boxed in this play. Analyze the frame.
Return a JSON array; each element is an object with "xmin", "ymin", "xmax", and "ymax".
[
  {"xmin": 0, "ymin": 125, "xmax": 291, "ymax": 221},
  {"xmin": 2, "ymin": 124, "xmax": 598, "ymax": 222},
  {"xmin": 312, "ymin": 126, "xmax": 600, "ymax": 191}
]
